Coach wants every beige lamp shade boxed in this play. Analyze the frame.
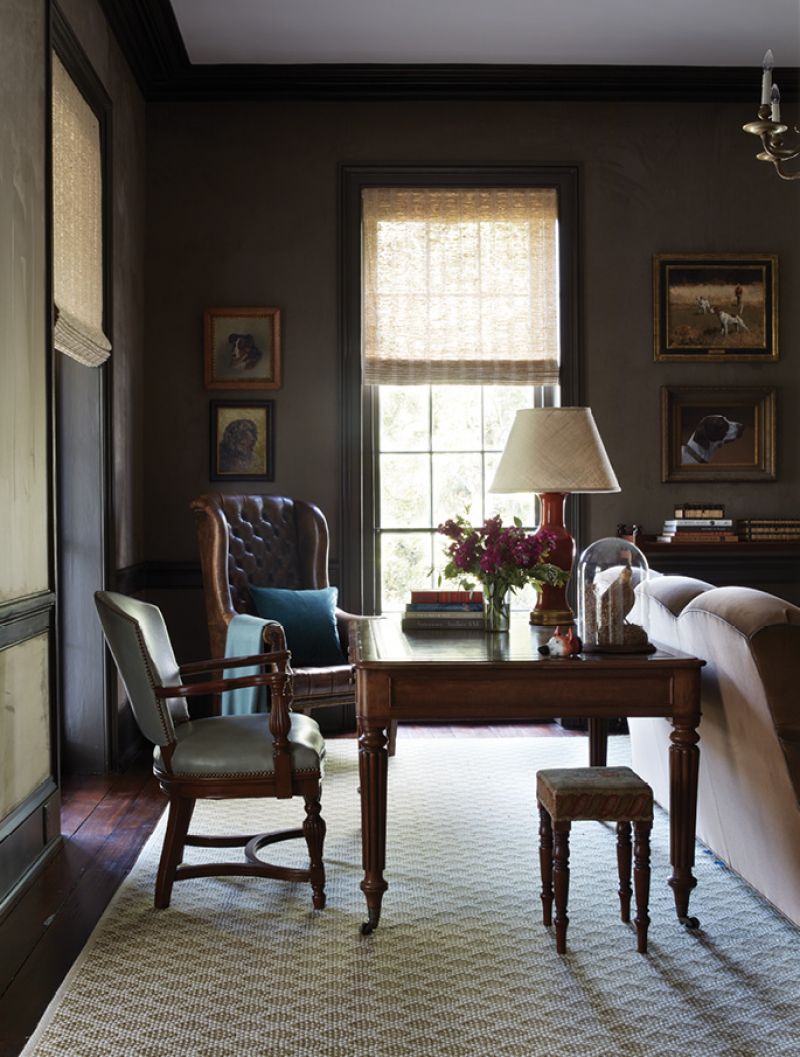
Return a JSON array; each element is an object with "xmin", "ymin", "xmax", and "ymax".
[{"xmin": 490, "ymin": 407, "xmax": 620, "ymax": 494}]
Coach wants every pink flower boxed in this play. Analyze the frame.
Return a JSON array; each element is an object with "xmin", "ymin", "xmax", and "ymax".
[{"xmin": 437, "ymin": 514, "xmax": 562, "ymax": 595}]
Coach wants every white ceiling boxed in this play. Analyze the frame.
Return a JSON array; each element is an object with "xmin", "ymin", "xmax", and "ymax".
[{"xmin": 169, "ymin": 0, "xmax": 800, "ymax": 67}]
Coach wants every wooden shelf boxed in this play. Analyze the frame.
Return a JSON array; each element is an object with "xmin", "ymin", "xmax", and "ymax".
[{"xmin": 636, "ymin": 539, "xmax": 800, "ymax": 603}]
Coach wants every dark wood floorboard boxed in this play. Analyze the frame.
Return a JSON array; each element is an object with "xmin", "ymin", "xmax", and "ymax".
[
  {"xmin": 0, "ymin": 755, "xmax": 162, "ymax": 1057},
  {"xmin": 0, "ymin": 722, "xmax": 579, "ymax": 1057}
]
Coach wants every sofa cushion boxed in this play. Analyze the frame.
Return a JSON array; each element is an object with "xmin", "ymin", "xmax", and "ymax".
[{"xmin": 633, "ymin": 575, "xmax": 713, "ymax": 648}]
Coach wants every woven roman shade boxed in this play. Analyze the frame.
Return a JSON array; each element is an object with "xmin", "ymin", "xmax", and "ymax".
[
  {"xmin": 52, "ymin": 55, "xmax": 110, "ymax": 367},
  {"xmin": 362, "ymin": 187, "xmax": 559, "ymax": 386}
]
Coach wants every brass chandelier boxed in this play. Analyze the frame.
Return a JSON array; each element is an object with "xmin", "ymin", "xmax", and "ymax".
[{"xmin": 743, "ymin": 50, "xmax": 800, "ymax": 180}]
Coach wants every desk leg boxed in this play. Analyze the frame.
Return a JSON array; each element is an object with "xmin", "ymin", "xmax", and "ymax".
[
  {"xmin": 668, "ymin": 720, "xmax": 700, "ymax": 928},
  {"xmin": 358, "ymin": 724, "xmax": 389, "ymax": 934},
  {"xmin": 588, "ymin": 718, "xmax": 608, "ymax": 766}
]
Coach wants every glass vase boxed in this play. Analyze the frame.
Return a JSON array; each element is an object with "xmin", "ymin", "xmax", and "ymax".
[{"xmin": 482, "ymin": 581, "xmax": 511, "ymax": 633}]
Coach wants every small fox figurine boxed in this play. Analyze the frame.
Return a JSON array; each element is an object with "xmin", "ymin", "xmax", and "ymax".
[{"xmin": 538, "ymin": 626, "xmax": 582, "ymax": 658}]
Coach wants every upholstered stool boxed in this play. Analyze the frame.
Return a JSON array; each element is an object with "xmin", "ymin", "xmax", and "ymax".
[{"xmin": 536, "ymin": 766, "xmax": 654, "ymax": 954}]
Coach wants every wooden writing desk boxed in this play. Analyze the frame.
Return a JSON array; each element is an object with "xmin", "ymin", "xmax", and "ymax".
[{"xmin": 350, "ymin": 615, "xmax": 704, "ymax": 935}]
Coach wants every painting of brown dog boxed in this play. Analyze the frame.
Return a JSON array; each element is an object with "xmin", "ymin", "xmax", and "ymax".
[{"xmin": 204, "ymin": 307, "xmax": 281, "ymax": 389}]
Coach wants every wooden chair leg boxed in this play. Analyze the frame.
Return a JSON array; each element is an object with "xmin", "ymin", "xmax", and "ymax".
[
  {"xmin": 387, "ymin": 720, "xmax": 398, "ymax": 757},
  {"xmin": 155, "ymin": 795, "xmax": 195, "ymax": 909},
  {"xmin": 303, "ymin": 790, "xmax": 327, "ymax": 910},
  {"xmin": 633, "ymin": 821, "xmax": 652, "ymax": 953},
  {"xmin": 538, "ymin": 803, "xmax": 554, "ymax": 926},
  {"xmin": 616, "ymin": 821, "xmax": 632, "ymax": 923},
  {"xmin": 553, "ymin": 820, "xmax": 571, "ymax": 954}
]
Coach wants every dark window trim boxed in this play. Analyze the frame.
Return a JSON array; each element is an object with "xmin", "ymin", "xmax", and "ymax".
[
  {"xmin": 50, "ymin": 2, "xmax": 117, "ymax": 769},
  {"xmin": 339, "ymin": 164, "xmax": 582, "ymax": 614}
]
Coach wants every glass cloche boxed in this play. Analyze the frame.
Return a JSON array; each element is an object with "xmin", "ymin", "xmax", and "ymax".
[{"xmin": 577, "ymin": 537, "xmax": 653, "ymax": 653}]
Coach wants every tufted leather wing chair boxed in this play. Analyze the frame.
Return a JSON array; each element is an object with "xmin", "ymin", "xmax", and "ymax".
[{"xmin": 191, "ymin": 494, "xmax": 365, "ymax": 726}]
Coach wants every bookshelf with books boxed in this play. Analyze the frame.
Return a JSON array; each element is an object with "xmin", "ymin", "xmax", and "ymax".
[{"xmin": 635, "ymin": 503, "xmax": 800, "ymax": 604}]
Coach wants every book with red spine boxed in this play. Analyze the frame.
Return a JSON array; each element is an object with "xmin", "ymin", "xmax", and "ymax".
[{"xmin": 410, "ymin": 589, "xmax": 483, "ymax": 604}]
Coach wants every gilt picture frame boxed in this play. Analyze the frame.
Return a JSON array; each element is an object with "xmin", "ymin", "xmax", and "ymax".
[
  {"xmin": 210, "ymin": 400, "xmax": 274, "ymax": 481},
  {"xmin": 204, "ymin": 307, "xmax": 282, "ymax": 390},
  {"xmin": 653, "ymin": 254, "xmax": 778, "ymax": 362},
  {"xmin": 661, "ymin": 386, "xmax": 776, "ymax": 483}
]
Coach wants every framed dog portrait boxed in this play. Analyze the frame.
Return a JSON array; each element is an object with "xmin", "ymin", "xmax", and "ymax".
[
  {"xmin": 653, "ymin": 254, "xmax": 778, "ymax": 362},
  {"xmin": 661, "ymin": 386, "xmax": 776, "ymax": 483},
  {"xmin": 204, "ymin": 307, "xmax": 282, "ymax": 390},
  {"xmin": 210, "ymin": 400, "xmax": 274, "ymax": 481}
]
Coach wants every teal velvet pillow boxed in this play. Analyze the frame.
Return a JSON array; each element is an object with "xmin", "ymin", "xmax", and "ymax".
[{"xmin": 249, "ymin": 585, "xmax": 346, "ymax": 667}]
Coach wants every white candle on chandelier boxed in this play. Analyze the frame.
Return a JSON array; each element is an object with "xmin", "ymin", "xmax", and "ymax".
[
  {"xmin": 761, "ymin": 49, "xmax": 774, "ymax": 106},
  {"xmin": 771, "ymin": 84, "xmax": 782, "ymax": 123}
]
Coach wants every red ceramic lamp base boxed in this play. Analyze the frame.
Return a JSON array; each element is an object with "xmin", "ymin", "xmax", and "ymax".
[{"xmin": 531, "ymin": 492, "xmax": 575, "ymax": 627}]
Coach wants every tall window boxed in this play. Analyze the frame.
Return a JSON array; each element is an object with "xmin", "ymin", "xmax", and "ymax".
[
  {"xmin": 377, "ymin": 383, "xmax": 557, "ymax": 612},
  {"xmin": 362, "ymin": 186, "xmax": 563, "ymax": 612},
  {"xmin": 52, "ymin": 53, "xmax": 110, "ymax": 366}
]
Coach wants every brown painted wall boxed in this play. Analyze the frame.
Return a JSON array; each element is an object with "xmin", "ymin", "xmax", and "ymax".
[{"xmin": 144, "ymin": 98, "xmax": 798, "ymax": 632}]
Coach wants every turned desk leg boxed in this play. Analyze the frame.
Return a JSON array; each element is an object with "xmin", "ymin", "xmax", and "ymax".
[
  {"xmin": 588, "ymin": 717, "xmax": 608, "ymax": 767},
  {"xmin": 358, "ymin": 725, "xmax": 389, "ymax": 934},
  {"xmin": 668, "ymin": 720, "xmax": 700, "ymax": 929}
]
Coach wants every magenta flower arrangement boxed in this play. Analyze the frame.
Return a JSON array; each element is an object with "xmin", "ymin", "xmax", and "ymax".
[{"xmin": 437, "ymin": 515, "xmax": 567, "ymax": 631}]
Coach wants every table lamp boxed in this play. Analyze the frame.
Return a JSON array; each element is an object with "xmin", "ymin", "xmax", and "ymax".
[{"xmin": 489, "ymin": 407, "xmax": 620, "ymax": 626}]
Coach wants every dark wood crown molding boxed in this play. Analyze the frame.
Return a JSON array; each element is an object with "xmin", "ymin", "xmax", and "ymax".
[{"xmin": 98, "ymin": 0, "xmax": 798, "ymax": 103}]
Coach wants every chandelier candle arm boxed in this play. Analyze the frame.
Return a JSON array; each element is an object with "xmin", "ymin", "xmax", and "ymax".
[
  {"xmin": 743, "ymin": 50, "xmax": 800, "ymax": 181},
  {"xmin": 761, "ymin": 49, "xmax": 773, "ymax": 107}
]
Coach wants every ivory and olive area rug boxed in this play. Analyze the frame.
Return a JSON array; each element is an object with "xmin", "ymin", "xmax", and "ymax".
[{"xmin": 24, "ymin": 737, "xmax": 799, "ymax": 1057}]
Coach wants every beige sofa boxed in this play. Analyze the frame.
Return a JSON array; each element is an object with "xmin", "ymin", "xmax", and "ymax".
[{"xmin": 629, "ymin": 575, "xmax": 800, "ymax": 927}]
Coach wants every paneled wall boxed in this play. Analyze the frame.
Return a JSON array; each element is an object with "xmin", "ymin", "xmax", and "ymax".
[
  {"xmin": 0, "ymin": 0, "xmax": 57, "ymax": 913},
  {"xmin": 0, "ymin": 0, "xmax": 147, "ymax": 911}
]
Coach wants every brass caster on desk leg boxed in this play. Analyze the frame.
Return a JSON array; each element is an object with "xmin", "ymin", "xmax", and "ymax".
[
  {"xmin": 679, "ymin": 914, "xmax": 700, "ymax": 930},
  {"xmin": 360, "ymin": 904, "xmax": 382, "ymax": 935}
]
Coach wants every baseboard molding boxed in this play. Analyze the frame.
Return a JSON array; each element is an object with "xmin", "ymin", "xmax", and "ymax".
[{"xmin": 0, "ymin": 785, "xmax": 61, "ymax": 924}]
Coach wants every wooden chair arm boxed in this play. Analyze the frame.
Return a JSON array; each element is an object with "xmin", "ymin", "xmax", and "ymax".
[
  {"xmin": 179, "ymin": 651, "xmax": 290, "ymax": 675},
  {"xmin": 155, "ymin": 670, "xmax": 285, "ymax": 698}
]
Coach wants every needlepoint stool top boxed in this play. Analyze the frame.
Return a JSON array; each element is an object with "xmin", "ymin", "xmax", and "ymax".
[{"xmin": 537, "ymin": 766, "xmax": 654, "ymax": 822}]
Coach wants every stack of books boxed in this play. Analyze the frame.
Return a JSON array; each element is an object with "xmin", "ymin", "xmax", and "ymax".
[
  {"xmin": 673, "ymin": 502, "xmax": 726, "ymax": 520},
  {"xmin": 739, "ymin": 519, "xmax": 800, "ymax": 542},
  {"xmin": 657, "ymin": 517, "xmax": 738, "ymax": 544},
  {"xmin": 401, "ymin": 589, "xmax": 485, "ymax": 631}
]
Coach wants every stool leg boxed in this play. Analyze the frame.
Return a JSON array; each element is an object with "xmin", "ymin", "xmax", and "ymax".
[
  {"xmin": 538, "ymin": 803, "xmax": 553, "ymax": 927},
  {"xmin": 553, "ymin": 821, "xmax": 571, "ymax": 954},
  {"xmin": 633, "ymin": 821, "xmax": 652, "ymax": 954},
  {"xmin": 616, "ymin": 821, "xmax": 632, "ymax": 923}
]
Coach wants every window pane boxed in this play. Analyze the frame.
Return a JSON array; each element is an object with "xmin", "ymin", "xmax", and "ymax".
[
  {"xmin": 432, "ymin": 385, "xmax": 481, "ymax": 451},
  {"xmin": 380, "ymin": 532, "xmax": 432, "ymax": 611},
  {"xmin": 513, "ymin": 581, "xmax": 540, "ymax": 612},
  {"xmin": 432, "ymin": 452, "xmax": 483, "ymax": 526},
  {"xmin": 483, "ymin": 386, "xmax": 536, "ymax": 449},
  {"xmin": 380, "ymin": 454, "xmax": 430, "ymax": 528},
  {"xmin": 379, "ymin": 385, "xmax": 429, "ymax": 452}
]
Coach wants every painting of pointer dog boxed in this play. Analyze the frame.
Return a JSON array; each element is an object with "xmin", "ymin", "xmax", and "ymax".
[
  {"xmin": 204, "ymin": 307, "xmax": 282, "ymax": 390},
  {"xmin": 654, "ymin": 255, "xmax": 777, "ymax": 362},
  {"xmin": 681, "ymin": 412, "xmax": 745, "ymax": 465},
  {"xmin": 662, "ymin": 386, "xmax": 776, "ymax": 482}
]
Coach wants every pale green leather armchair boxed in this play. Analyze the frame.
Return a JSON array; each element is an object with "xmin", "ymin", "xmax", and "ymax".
[{"xmin": 94, "ymin": 591, "xmax": 326, "ymax": 910}]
